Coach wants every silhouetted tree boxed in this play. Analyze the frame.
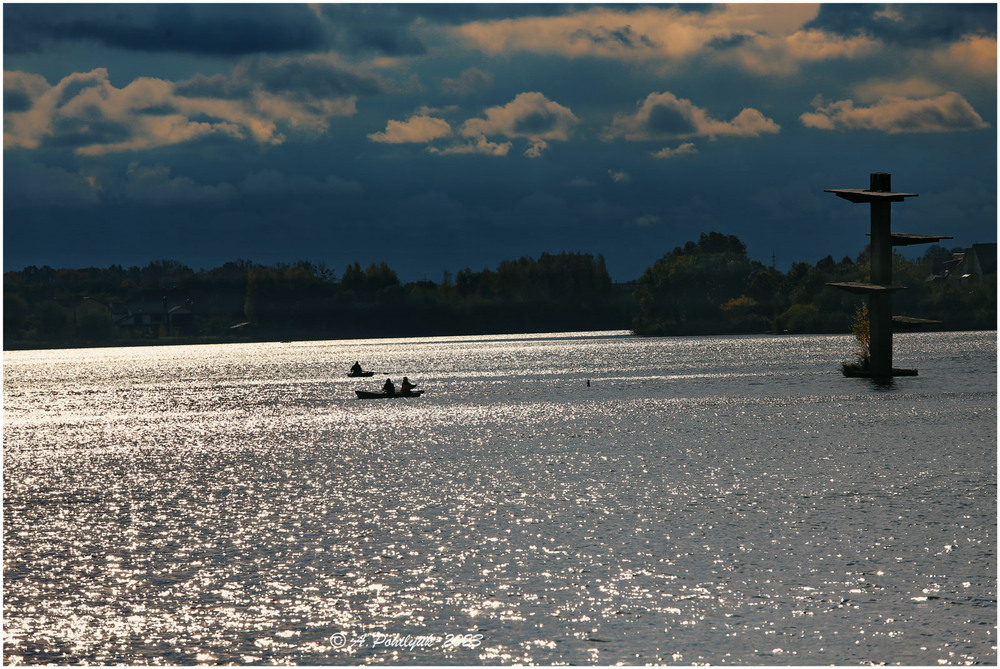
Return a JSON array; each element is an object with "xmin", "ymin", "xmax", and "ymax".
[
  {"xmin": 633, "ymin": 232, "xmax": 763, "ymax": 335},
  {"xmin": 4, "ymin": 292, "xmax": 29, "ymax": 341}
]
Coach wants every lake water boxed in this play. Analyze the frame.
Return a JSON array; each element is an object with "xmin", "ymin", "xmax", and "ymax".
[{"xmin": 3, "ymin": 330, "xmax": 996, "ymax": 665}]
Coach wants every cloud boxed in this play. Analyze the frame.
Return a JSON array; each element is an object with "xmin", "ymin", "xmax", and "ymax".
[
  {"xmin": 651, "ymin": 142, "xmax": 698, "ymax": 160},
  {"xmin": 440, "ymin": 67, "xmax": 495, "ymax": 96},
  {"xmin": 459, "ymin": 92, "xmax": 578, "ymax": 156},
  {"xmin": 235, "ymin": 54, "xmax": 385, "ymax": 99},
  {"xmin": 723, "ymin": 29, "xmax": 879, "ymax": 76},
  {"xmin": 608, "ymin": 170, "xmax": 632, "ymax": 184},
  {"xmin": 450, "ymin": 5, "xmax": 815, "ymax": 60},
  {"xmin": 3, "ymin": 68, "xmax": 270, "ymax": 154},
  {"xmin": 368, "ymin": 115, "xmax": 453, "ymax": 143},
  {"xmin": 461, "ymin": 92, "xmax": 577, "ymax": 140},
  {"xmin": 635, "ymin": 214, "xmax": 662, "ymax": 227},
  {"xmin": 316, "ymin": 4, "xmax": 427, "ymax": 56},
  {"xmin": 805, "ymin": 3, "xmax": 996, "ymax": 49},
  {"xmin": 447, "ymin": 4, "xmax": 881, "ymax": 76},
  {"xmin": 3, "ymin": 70, "xmax": 49, "ymax": 113},
  {"xmin": 4, "ymin": 57, "xmax": 372, "ymax": 155},
  {"xmin": 428, "ymin": 135, "xmax": 511, "ymax": 156},
  {"xmin": 180, "ymin": 55, "xmax": 381, "ymax": 134},
  {"xmin": 6, "ymin": 160, "xmax": 363, "ymax": 207},
  {"xmin": 800, "ymin": 92, "xmax": 989, "ymax": 134},
  {"xmin": 121, "ymin": 162, "xmax": 237, "ymax": 204},
  {"xmin": 370, "ymin": 95, "xmax": 574, "ymax": 157},
  {"xmin": 873, "ymin": 6, "xmax": 904, "ymax": 23},
  {"xmin": 3, "ymin": 158, "xmax": 101, "ymax": 206},
  {"xmin": 523, "ymin": 140, "xmax": 548, "ymax": 159},
  {"xmin": 851, "ymin": 78, "xmax": 946, "ymax": 104},
  {"xmin": 604, "ymin": 92, "xmax": 779, "ymax": 142},
  {"xmin": 4, "ymin": 4, "xmax": 328, "ymax": 56},
  {"xmin": 931, "ymin": 35, "xmax": 997, "ymax": 80},
  {"xmin": 799, "ymin": 6, "xmax": 996, "ymax": 84}
]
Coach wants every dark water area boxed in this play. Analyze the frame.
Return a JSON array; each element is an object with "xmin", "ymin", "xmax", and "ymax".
[{"xmin": 3, "ymin": 331, "xmax": 996, "ymax": 664}]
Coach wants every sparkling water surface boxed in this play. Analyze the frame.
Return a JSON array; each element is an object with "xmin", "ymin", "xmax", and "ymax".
[{"xmin": 4, "ymin": 331, "xmax": 996, "ymax": 665}]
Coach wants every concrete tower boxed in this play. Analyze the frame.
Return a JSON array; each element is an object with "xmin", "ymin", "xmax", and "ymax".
[{"xmin": 825, "ymin": 173, "xmax": 950, "ymax": 378}]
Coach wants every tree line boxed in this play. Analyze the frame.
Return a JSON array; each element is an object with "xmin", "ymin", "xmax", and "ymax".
[
  {"xmin": 632, "ymin": 232, "xmax": 994, "ymax": 335},
  {"xmin": 3, "ymin": 234, "xmax": 994, "ymax": 348},
  {"xmin": 3, "ymin": 252, "xmax": 635, "ymax": 346}
]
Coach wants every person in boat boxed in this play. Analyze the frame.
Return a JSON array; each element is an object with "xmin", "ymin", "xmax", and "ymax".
[
  {"xmin": 350, "ymin": 361, "xmax": 364, "ymax": 376},
  {"xmin": 382, "ymin": 377, "xmax": 395, "ymax": 396},
  {"xmin": 400, "ymin": 377, "xmax": 416, "ymax": 394}
]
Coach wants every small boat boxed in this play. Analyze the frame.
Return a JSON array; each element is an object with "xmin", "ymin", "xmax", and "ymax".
[
  {"xmin": 348, "ymin": 371, "xmax": 375, "ymax": 377},
  {"xmin": 355, "ymin": 390, "xmax": 424, "ymax": 399}
]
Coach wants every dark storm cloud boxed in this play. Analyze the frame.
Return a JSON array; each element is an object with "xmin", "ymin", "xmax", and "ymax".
[
  {"xmin": 316, "ymin": 5, "xmax": 427, "ymax": 56},
  {"xmin": 3, "ymin": 154, "xmax": 100, "ymax": 206},
  {"xmin": 173, "ymin": 74, "xmax": 253, "ymax": 101},
  {"xmin": 806, "ymin": 4, "xmax": 996, "ymax": 46},
  {"xmin": 392, "ymin": 3, "xmax": 583, "ymax": 24},
  {"xmin": 174, "ymin": 57, "xmax": 385, "ymax": 104},
  {"xmin": 244, "ymin": 58, "xmax": 385, "ymax": 99},
  {"xmin": 404, "ymin": 4, "xmax": 715, "ymax": 24},
  {"xmin": 3, "ymin": 4, "xmax": 327, "ymax": 56},
  {"xmin": 647, "ymin": 104, "xmax": 698, "ymax": 136}
]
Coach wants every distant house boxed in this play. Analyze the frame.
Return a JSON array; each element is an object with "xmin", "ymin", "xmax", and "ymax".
[
  {"xmin": 928, "ymin": 243, "xmax": 997, "ymax": 285},
  {"xmin": 55, "ymin": 296, "xmax": 112, "ymax": 324},
  {"xmin": 930, "ymin": 253, "xmax": 963, "ymax": 281},
  {"xmin": 950, "ymin": 243, "xmax": 997, "ymax": 285},
  {"xmin": 112, "ymin": 290, "xmax": 196, "ymax": 337}
]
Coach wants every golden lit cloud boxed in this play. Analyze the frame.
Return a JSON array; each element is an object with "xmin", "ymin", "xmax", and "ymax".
[
  {"xmin": 459, "ymin": 92, "xmax": 579, "ymax": 157},
  {"xmin": 728, "ymin": 29, "xmax": 879, "ymax": 76},
  {"xmin": 447, "ymin": 4, "xmax": 877, "ymax": 76},
  {"xmin": 604, "ymin": 92, "xmax": 780, "ymax": 142},
  {"xmin": 369, "ymin": 93, "xmax": 576, "ymax": 157},
  {"xmin": 460, "ymin": 92, "xmax": 578, "ymax": 142},
  {"xmin": 851, "ymin": 77, "xmax": 946, "ymax": 104},
  {"xmin": 800, "ymin": 92, "xmax": 989, "ymax": 133},
  {"xmin": 651, "ymin": 142, "xmax": 698, "ymax": 159},
  {"xmin": 368, "ymin": 115, "xmax": 453, "ymax": 143},
  {"xmin": 429, "ymin": 135, "xmax": 512, "ymax": 156},
  {"xmin": 4, "ymin": 61, "xmax": 363, "ymax": 155},
  {"xmin": 931, "ymin": 35, "xmax": 997, "ymax": 80},
  {"xmin": 451, "ymin": 5, "xmax": 819, "ymax": 59}
]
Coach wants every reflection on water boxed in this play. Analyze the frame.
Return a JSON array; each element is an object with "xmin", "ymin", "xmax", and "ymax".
[{"xmin": 4, "ymin": 331, "xmax": 996, "ymax": 664}]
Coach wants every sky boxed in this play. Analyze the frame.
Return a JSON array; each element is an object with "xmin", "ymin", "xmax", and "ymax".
[{"xmin": 3, "ymin": 3, "xmax": 997, "ymax": 282}]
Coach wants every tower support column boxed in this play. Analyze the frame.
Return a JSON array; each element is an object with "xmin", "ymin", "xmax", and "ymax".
[
  {"xmin": 824, "ymin": 172, "xmax": 926, "ymax": 378},
  {"xmin": 868, "ymin": 176, "xmax": 893, "ymax": 377}
]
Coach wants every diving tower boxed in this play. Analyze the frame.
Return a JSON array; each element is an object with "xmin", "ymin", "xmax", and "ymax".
[{"xmin": 825, "ymin": 172, "xmax": 951, "ymax": 378}]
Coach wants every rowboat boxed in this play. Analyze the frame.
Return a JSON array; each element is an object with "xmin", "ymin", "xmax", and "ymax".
[
  {"xmin": 348, "ymin": 371, "xmax": 375, "ymax": 377},
  {"xmin": 355, "ymin": 390, "xmax": 424, "ymax": 399}
]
